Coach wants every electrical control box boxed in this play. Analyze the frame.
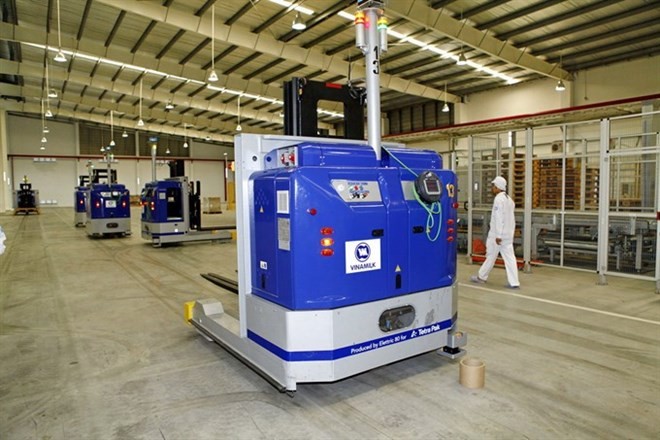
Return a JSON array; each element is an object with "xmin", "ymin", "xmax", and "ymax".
[{"xmin": 251, "ymin": 142, "xmax": 458, "ymax": 310}]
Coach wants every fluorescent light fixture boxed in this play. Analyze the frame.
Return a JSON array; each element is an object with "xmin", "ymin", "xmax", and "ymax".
[{"xmin": 269, "ymin": 0, "xmax": 314, "ymax": 15}]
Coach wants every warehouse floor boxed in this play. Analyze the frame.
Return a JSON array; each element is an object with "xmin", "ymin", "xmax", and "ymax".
[{"xmin": 1, "ymin": 208, "xmax": 658, "ymax": 439}]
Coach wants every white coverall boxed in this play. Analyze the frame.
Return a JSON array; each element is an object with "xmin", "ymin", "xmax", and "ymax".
[{"xmin": 477, "ymin": 191, "xmax": 520, "ymax": 287}]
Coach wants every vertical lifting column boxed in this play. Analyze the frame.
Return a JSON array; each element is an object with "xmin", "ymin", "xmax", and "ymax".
[{"xmin": 355, "ymin": 1, "xmax": 388, "ymax": 160}]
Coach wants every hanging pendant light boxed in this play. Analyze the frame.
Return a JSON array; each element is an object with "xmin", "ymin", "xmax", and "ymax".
[
  {"xmin": 122, "ymin": 130, "xmax": 128, "ymax": 138},
  {"xmin": 54, "ymin": 0, "xmax": 67, "ymax": 63},
  {"xmin": 442, "ymin": 81, "xmax": 450, "ymax": 112},
  {"xmin": 236, "ymin": 95, "xmax": 242, "ymax": 131},
  {"xmin": 109, "ymin": 110, "xmax": 116, "ymax": 147},
  {"xmin": 137, "ymin": 78, "xmax": 145, "ymax": 127},
  {"xmin": 40, "ymin": 98, "xmax": 47, "ymax": 150},
  {"xmin": 183, "ymin": 124, "xmax": 189, "ymax": 148},
  {"xmin": 457, "ymin": 49, "xmax": 467, "ymax": 66},
  {"xmin": 207, "ymin": 5, "xmax": 219, "ymax": 83},
  {"xmin": 48, "ymin": 89, "xmax": 58, "ymax": 98},
  {"xmin": 45, "ymin": 58, "xmax": 54, "ymax": 118},
  {"xmin": 292, "ymin": 12, "xmax": 306, "ymax": 30},
  {"xmin": 165, "ymin": 147, "xmax": 171, "ymax": 155},
  {"xmin": 555, "ymin": 53, "xmax": 566, "ymax": 92},
  {"xmin": 165, "ymin": 100, "xmax": 174, "ymax": 110},
  {"xmin": 43, "ymin": 126, "xmax": 49, "ymax": 134}
]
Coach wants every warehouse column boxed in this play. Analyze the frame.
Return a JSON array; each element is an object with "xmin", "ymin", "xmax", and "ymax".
[
  {"xmin": 523, "ymin": 128, "xmax": 533, "ymax": 273},
  {"xmin": 0, "ymin": 109, "xmax": 11, "ymax": 212}
]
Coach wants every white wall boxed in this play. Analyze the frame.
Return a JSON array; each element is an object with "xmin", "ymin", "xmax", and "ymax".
[
  {"xmin": 4, "ymin": 114, "xmax": 229, "ymax": 208},
  {"xmin": 8, "ymin": 115, "xmax": 76, "ymax": 156},
  {"xmin": 572, "ymin": 56, "xmax": 660, "ymax": 107},
  {"xmin": 13, "ymin": 157, "xmax": 77, "ymax": 206},
  {"xmin": 457, "ymin": 77, "xmax": 571, "ymax": 123},
  {"xmin": 456, "ymin": 55, "xmax": 660, "ymax": 125}
]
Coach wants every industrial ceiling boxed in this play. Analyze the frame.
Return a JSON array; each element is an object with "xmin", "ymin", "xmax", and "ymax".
[{"xmin": 1, "ymin": 0, "xmax": 659, "ymax": 143}]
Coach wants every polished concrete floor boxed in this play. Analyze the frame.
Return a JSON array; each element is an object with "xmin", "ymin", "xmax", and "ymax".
[{"xmin": 1, "ymin": 208, "xmax": 658, "ymax": 439}]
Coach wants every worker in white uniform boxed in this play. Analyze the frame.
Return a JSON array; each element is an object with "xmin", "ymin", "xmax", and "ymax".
[{"xmin": 470, "ymin": 176, "xmax": 520, "ymax": 288}]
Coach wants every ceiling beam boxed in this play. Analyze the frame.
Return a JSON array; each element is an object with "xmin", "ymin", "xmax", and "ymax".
[
  {"xmin": 94, "ymin": 0, "xmax": 457, "ymax": 102},
  {"xmin": 386, "ymin": 0, "xmax": 569, "ymax": 81},
  {"xmin": 519, "ymin": 2, "xmax": 659, "ymax": 47},
  {"xmin": 497, "ymin": 0, "xmax": 621, "ymax": 41},
  {"xmin": 0, "ymin": 59, "xmax": 301, "ymax": 128}
]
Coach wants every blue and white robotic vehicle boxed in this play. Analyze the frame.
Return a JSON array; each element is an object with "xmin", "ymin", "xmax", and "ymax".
[
  {"xmin": 85, "ymin": 183, "xmax": 131, "ymax": 237},
  {"xmin": 186, "ymin": 0, "xmax": 466, "ymax": 392}
]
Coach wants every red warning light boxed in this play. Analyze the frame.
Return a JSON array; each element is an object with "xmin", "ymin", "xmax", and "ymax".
[
  {"xmin": 447, "ymin": 218, "xmax": 454, "ymax": 225},
  {"xmin": 447, "ymin": 236, "xmax": 455, "ymax": 242},
  {"xmin": 452, "ymin": 202, "xmax": 460, "ymax": 209},
  {"xmin": 320, "ymin": 227, "xmax": 334, "ymax": 235},
  {"xmin": 321, "ymin": 248, "xmax": 334, "ymax": 257},
  {"xmin": 308, "ymin": 208, "xmax": 317, "ymax": 216}
]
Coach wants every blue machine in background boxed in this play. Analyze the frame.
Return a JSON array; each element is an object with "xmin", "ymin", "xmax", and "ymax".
[
  {"xmin": 141, "ymin": 177, "xmax": 233, "ymax": 247},
  {"xmin": 86, "ymin": 183, "xmax": 131, "ymax": 237}
]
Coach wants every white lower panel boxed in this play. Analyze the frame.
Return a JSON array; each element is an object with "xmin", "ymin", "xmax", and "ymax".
[
  {"xmin": 192, "ymin": 286, "xmax": 458, "ymax": 391},
  {"xmin": 86, "ymin": 217, "xmax": 131, "ymax": 235}
]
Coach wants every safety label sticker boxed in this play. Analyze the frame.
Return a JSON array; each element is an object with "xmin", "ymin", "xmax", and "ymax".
[{"xmin": 345, "ymin": 239, "xmax": 381, "ymax": 274}]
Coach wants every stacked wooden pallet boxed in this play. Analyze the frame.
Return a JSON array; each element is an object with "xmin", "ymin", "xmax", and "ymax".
[
  {"xmin": 500, "ymin": 153, "xmax": 526, "ymax": 207},
  {"xmin": 584, "ymin": 167, "xmax": 599, "ymax": 209},
  {"xmin": 533, "ymin": 158, "xmax": 582, "ymax": 209}
]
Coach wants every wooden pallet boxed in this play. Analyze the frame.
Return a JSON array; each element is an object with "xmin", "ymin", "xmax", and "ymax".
[{"xmin": 14, "ymin": 207, "xmax": 40, "ymax": 215}]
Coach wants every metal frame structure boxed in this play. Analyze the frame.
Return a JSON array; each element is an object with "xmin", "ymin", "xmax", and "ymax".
[{"xmin": 463, "ymin": 110, "xmax": 660, "ymax": 293}]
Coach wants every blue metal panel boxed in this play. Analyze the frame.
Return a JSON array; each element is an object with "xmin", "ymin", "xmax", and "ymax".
[
  {"xmin": 141, "ymin": 180, "xmax": 181, "ymax": 223},
  {"xmin": 87, "ymin": 184, "xmax": 130, "ymax": 220},
  {"xmin": 74, "ymin": 187, "xmax": 87, "ymax": 213},
  {"xmin": 251, "ymin": 143, "xmax": 459, "ymax": 311}
]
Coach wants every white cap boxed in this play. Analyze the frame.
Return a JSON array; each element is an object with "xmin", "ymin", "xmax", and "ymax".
[{"xmin": 491, "ymin": 176, "xmax": 507, "ymax": 191}]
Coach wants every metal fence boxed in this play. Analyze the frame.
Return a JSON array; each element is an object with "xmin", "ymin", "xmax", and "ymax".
[{"xmin": 456, "ymin": 109, "xmax": 659, "ymax": 292}]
